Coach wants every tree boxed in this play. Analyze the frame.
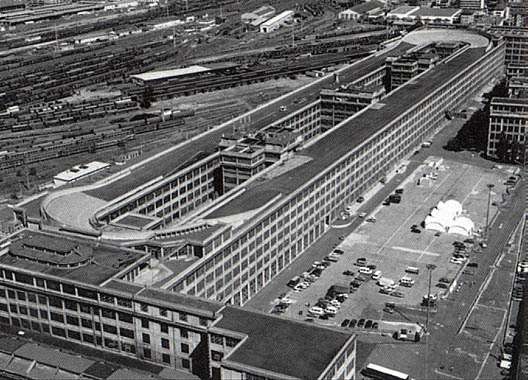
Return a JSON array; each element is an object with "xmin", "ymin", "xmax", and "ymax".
[
  {"xmin": 140, "ymin": 86, "xmax": 154, "ymax": 109},
  {"xmin": 495, "ymin": 132, "xmax": 509, "ymax": 162}
]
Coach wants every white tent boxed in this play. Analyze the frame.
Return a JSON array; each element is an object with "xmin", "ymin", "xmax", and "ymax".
[
  {"xmin": 424, "ymin": 199, "xmax": 473, "ymax": 236},
  {"xmin": 448, "ymin": 216, "xmax": 474, "ymax": 237}
]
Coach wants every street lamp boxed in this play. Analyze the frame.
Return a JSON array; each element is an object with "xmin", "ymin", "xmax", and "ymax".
[
  {"xmin": 484, "ymin": 183, "xmax": 495, "ymax": 239},
  {"xmin": 424, "ymin": 263, "xmax": 436, "ymax": 380}
]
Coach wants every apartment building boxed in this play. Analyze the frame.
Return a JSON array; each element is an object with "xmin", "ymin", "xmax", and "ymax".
[{"xmin": 487, "ymin": 97, "xmax": 528, "ymax": 158}]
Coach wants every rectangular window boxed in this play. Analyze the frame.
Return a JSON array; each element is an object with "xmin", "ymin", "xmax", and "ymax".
[
  {"xmin": 66, "ymin": 315, "xmax": 79, "ymax": 326},
  {"xmin": 162, "ymin": 353, "xmax": 171, "ymax": 364},
  {"xmin": 103, "ymin": 324, "xmax": 117, "ymax": 335},
  {"xmin": 50, "ymin": 312, "xmax": 64, "ymax": 323},
  {"xmin": 120, "ymin": 327, "xmax": 135, "ymax": 339},
  {"xmin": 160, "ymin": 323, "xmax": 168, "ymax": 334},
  {"xmin": 181, "ymin": 343, "xmax": 189, "ymax": 353},
  {"xmin": 81, "ymin": 318, "xmax": 92, "ymax": 329},
  {"xmin": 161, "ymin": 338, "xmax": 170, "ymax": 349},
  {"xmin": 142, "ymin": 333, "xmax": 150, "ymax": 344}
]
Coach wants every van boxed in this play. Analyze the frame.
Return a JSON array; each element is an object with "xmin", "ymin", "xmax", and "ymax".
[
  {"xmin": 422, "ymin": 141, "xmax": 432, "ymax": 148},
  {"xmin": 405, "ymin": 266, "xmax": 419, "ymax": 275},
  {"xmin": 400, "ymin": 277, "xmax": 415, "ymax": 287}
]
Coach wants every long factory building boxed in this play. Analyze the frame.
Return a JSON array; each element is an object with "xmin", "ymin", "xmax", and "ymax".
[{"xmin": 0, "ymin": 28, "xmax": 505, "ymax": 379}]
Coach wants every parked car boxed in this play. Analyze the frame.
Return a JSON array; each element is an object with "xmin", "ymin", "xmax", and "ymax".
[
  {"xmin": 325, "ymin": 255, "xmax": 339, "ymax": 263},
  {"xmin": 357, "ymin": 318, "xmax": 366, "ymax": 328},
  {"xmin": 365, "ymin": 320, "xmax": 373, "ymax": 329},
  {"xmin": 357, "ymin": 196, "xmax": 365, "ymax": 203},
  {"xmin": 341, "ymin": 319, "xmax": 350, "ymax": 327},
  {"xmin": 391, "ymin": 291, "xmax": 405, "ymax": 298},
  {"xmin": 367, "ymin": 264, "xmax": 377, "ymax": 270},
  {"xmin": 308, "ymin": 306, "xmax": 325, "ymax": 316},
  {"xmin": 372, "ymin": 270, "xmax": 382, "ymax": 280},
  {"xmin": 436, "ymin": 282, "xmax": 449, "ymax": 289},
  {"xmin": 359, "ymin": 267, "xmax": 373, "ymax": 275},
  {"xmin": 333, "ymin": 249, "xmax": 345, "ymax": 255},
  {"xmin": 395, "ymin": 188, "xmax": 404, "ymax": 194},
  {"xmin": 343, "ymin": 270, "xmax": 355, "ymax": 276},
  {"xmin": 439, "ymin": 277, "xmax": 450, "ymax": 284},
  {"xmin": 467, "ymin": 262, "xmax": 478, "ymax": 268},
  {"xmin": 325, "ymin": 306, "xmax": 338, "ymax": 316},
  {"xmin": 348, "ymin": 319, "xmax": 357, "ymax": 328},
  {"xmin": 372, "ymin": 322, "xmax": 379, "ymax": 329},
  {"xmin": 358, "ymin": 212, "xmax": 367, "ymax": 218},
  {"xmin": 366, "ymin": 217, "xmax": 377, "ymax": 223}
]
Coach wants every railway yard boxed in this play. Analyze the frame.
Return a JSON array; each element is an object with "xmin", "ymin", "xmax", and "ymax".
[{"xmin": 0, "ymin": 0, "xmax": 397, "ymax": 202}]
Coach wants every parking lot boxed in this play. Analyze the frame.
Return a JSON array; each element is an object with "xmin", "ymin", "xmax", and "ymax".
[{"xmin": 275, "ymin": 157, "xmax": 516, "ymax": 329}]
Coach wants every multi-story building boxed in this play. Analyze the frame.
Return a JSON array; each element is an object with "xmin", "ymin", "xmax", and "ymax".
[
  {"xmin": 385, "ymin": 49, "xmax": 440, "ymax": 90},
  {"xmin": 320, "ymin": 85, "xmax": 386, "ymax": 127},
  {"xmin": 4, "ymin": 28, "xmax": 505, "ymax": 379},
  {"xmin": 487, "ymin": 97, "xmax": 528, "ymax": 158},
  {"xmin": 0, "ymin": 229, "xmax": 356, "ymax": 380},
  {"xmin": 491, "ymin": 26, "xmax": 528, "ymax": 64}
]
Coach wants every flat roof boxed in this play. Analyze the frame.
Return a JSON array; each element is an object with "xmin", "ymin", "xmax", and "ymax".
[
  {"xmin": 102, "ymin": 279, "xmax": 222, "ymax": 316},
  {"xmin": 411, "ymin": 7, "xmax": 462, "ymax": 17},
  {"xmin": 491, "ymin": 97, "xmax": 528, "ymax": 105},
  {"xmin": 261, "ymin": 10, "xmax": 294, "ymax": 27},
  {"xmin": 0, "ymin": 230, "xmax": 146, "ymax": 286},
  {"xmin": 206, "ymin": 46, "xmax": 487, "ymax": 218},
  {"xmin": 131, "ymin": 65, "xmax": 210, "ymax": 82},
  {"xmin": 216, "ymin": 307, "xmax": 353, "ymax": 379},
  {"xmin": 54, "ymin": 161, "xmax": 109, "ymax": 182},
  {"xmin": 137, "ymin": 287, "xmax": 223, "ymax": 316}
]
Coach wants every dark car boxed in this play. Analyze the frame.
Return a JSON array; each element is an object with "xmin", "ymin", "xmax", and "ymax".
[
  {"xmin": 365, "ymin": 320, "xmax": 373, "ymax": 329},
  {"xmin": 395, "ymin": 188, "xmax": 404, "ymax": 194},
  {"xmin": 341, "ymin": 319, "xmax": 351, "ymax": 327},
  {"xmin": 411, "ymin": 228, "xmax": 421, "ymax": 233},
  {"xmin": 319, "ymin": 314, "xmax": 329, "ymax": 320},
  {"xmin": 383, "ymin": 198, "xmax": 391, "ymax": 206},
  {"xmin": 349, "ymin": 319, "xmax": 357, "ymax": 328},
  {"xmin": 367, "ymin": 264, "xmax": 377, "ymax": 270},
  {"xmin": 350, "ymin": 280, "xmax": 362, "ymax": 288},
  {"xmin": 336, "ymin": 295, "xmax": 347, "ymax": 303},
  {"xmin": 436, "ymin": 282, "xmax": 449, "ymax": 289},
  {"xmin": 321, "ymin": 261, "xmax": 331, "ymax": 268},
  {"xmin": 357, "ymin": 196, "xmax": 365, "ymax": 203},
  {"xmin": 304, "ymin": 318, "xmax": 314, "ymax": 322},
  {"xmin": 439, "ymin": 277, "xmax": 450, "ymax": 283},
  {"xmin": 343, "ymin": 270, "xmax": 355, "ymax": 276},
  {"xmin": 372, "ymin": 322, "xmax": 379, "ymax": 329},
  {"xmin": 357, "ymin": 318, "xmax": 366, "ymax": 328},
  {"xmin": 467, "ymin": 262, "xmax": 478, "ymax": 268}
]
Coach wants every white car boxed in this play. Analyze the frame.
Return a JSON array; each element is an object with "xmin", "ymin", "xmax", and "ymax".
[
  {"xmin": 366, "ymin": 217, "xmax": 376, "ymax": 223},
  {"xmin": 450, "ymin": 257, "xmax": 466, "ymax": 264},
  {"xmin": 329, "ymin": 299, "xmax": 341, "ymax": 308},
  {"xmin": 293, "ymin": 284, "xmax": 305, "ymax": 292},
  {"xmin": 325, "ymin": 306, "xmax": 338, "ymax": 315},
  {"xmin": 308, "ymin": 306, "xmax": 325, "ymax": 316},
  {"xmin": 358, "ymin": 212, "xmax": 367, "ymax": 218},
  {"xmin": 359, "ymin": 267, "xmax": 373, "ymax": 275},
  {"xmin": 280, "ymin": 297, "xmax": 294, "ymax": 304},
  {"xmin": 372, "ymin": 270, "xmax": 382, "ymax": 280}
]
